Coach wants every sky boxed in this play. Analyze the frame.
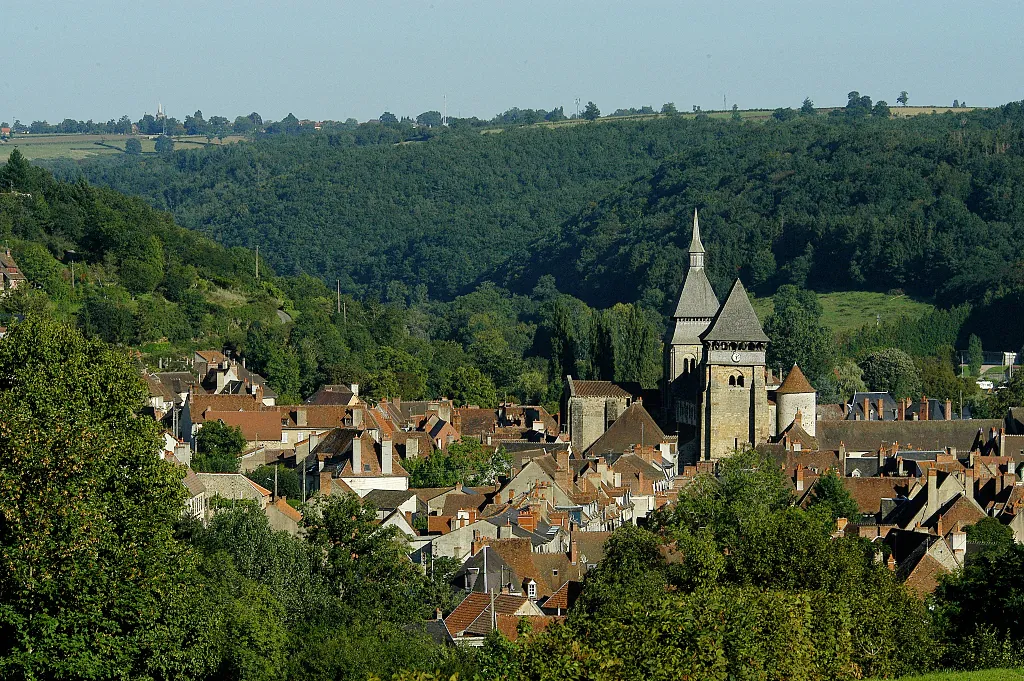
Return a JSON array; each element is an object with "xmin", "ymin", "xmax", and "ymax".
[{"xmin": 3, "ymin": 0, "xmax": 1022, "ymax": 124}]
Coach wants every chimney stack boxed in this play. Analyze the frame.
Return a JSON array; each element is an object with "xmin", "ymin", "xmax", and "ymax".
[
  {"xmin": 570, "ymin": 539, "xmax": 579, "ymax": 565},
  {"xmin": 964, "ymin": 468, "xmax": 974, "ymax": 502},
  {"xmin": 353, "ymin": 407, "xmax": 363, "ymax": 428},
  {"xmin": 382, "ymin": 435, "xmax": 393, "ymax": 474},
  {"xmin": 405, "ymin": 436, "xmax": 418, "ymax": 460},
  {"xmin": 352, "ymin": 436, "xmax": 362, "ymax": 473},
  {"xmin": 863, "ymin": 397, "xmax": 871, "ymax": 421},
  {"xmin": 876, "ymin": 398, "xmax": 885, "ymax": 421},
  {"xmin": 350, "ymin": 383, "xmax": 359, "ymax": 398},
  {"xmin": 926, "ymin": 468, "xmax": 939, "ymax": 519},
  {"xmin": 898, "ymin": 400, "xmax": 906, "ymax": 421},
  {"xmin": 920, "ymin": 397, "xmax": 929, "ymax": 421},
  {"xmin": 796, "ymin": 466, "xmax": 805, "ymax": 492},
  {"xmin": 296, "ymin": 408, "xmax": 307, "ymax": 427},
  {"xmin": 886, "ymin": 553, "xmax": 896, "ymax": 571},
  {"xmin": 319, "ymin": 470, "xmax": 332, "ymax": 494},
  {"xmin": 945, "ymin": 399, "xmax": 953, "ymax": 421}
]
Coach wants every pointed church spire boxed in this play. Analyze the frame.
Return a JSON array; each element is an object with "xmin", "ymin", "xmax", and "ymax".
[{"xmin": 689, "ymin": 209, "xmax": 705, "ymax": 269}]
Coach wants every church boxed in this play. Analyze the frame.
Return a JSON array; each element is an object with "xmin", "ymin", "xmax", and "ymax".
[{"xmin": 664, "ymin": 211, "xmax": 816, "ymax": 465}]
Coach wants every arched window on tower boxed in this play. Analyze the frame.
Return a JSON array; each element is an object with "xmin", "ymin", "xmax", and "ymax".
[
  {"xmin": 728, "ymin": 375, "xmax": 736, "ymax": 387},
  {"xmin": 737, "ymin": 374, "xmax": 745, "ymax": 387}
]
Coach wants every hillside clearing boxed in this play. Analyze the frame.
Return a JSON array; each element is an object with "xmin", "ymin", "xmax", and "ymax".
[
  {"xmin": 0, "ymin": 134, "xmax": 244, "ymax": 160},
  {"xmin": 750, "ymin": 290, "xmax": 936, "ymax": 335}
]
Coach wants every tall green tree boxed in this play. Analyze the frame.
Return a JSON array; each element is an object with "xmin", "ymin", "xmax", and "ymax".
[
  {"xmin": 967, "ymin": 333, "xmax": 984, "ymax": 376},
  {"xmin": 764, "ymin": 285, "xmax": 836, "ymax": 385},
  {"xmin": 0, "ymin": 317, "xmax": 206, "ymax": 678},
  {"xmin": 582, "ymin": 101, "xmax": 601, "ymax": 120},
  {"xmin": 194, "ymin": 419, "xmax": 247, "ymax": 472},
  {"xmin": 860, "ymin": 348, "xmax": 922, "ymax": 399}
]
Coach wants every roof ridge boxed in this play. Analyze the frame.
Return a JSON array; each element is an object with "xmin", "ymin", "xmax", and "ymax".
[{"xmin": 700, "ymin": 278, "xmax": 769, "ymax": 343}]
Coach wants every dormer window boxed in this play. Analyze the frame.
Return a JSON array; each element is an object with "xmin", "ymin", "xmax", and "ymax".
[
  {"xmin": 527, "ymin": 580, "xmax": 537, "ymax": 599},
  {"xmin": 363, "ymin": 464, "xmax": 371, "ymax": 472}
]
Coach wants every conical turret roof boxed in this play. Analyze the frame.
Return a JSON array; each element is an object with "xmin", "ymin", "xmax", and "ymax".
[
  {"xmin": 776, "ymin": 364, "xmax": 815, "ymax": 394},
  {"xmin": 700, "ymin": 279, "xmax": 769, "ymax": 343}
]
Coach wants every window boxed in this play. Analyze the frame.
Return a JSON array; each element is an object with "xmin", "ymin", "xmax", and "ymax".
[
  {"xmin": 363, "ymin": 463, "xmax": 371, "ymax": 472},
  {"xmin": 737, "ymin": 375, "xmax": 745, "ymax": 387},
  {"xmin": 729, "ymin": 375, "xmax": 736, "ymax": 387},
  {"xmin": 527, "ymin": 581, "xmax": 537, "ymax": 599}
]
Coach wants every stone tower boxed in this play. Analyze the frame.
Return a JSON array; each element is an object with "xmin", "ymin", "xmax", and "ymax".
[
  {"xmin": 665, "ymin": 210, "xmax": 719, "ymax": 451},
  {"xmin": 775, "ymin": 364, "xmax": 817, "ymax": 436},
  {"xmin": 697, "ymin": 279, "xmax": 770, "ymax": 461}
]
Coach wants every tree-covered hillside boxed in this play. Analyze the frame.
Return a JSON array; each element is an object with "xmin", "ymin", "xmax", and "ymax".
[
  {"xmin": 514, "ymin": 103, "xmax": 1024, "ymax": 319},
  {"xmin": 57, "ymin": 101, "xmax": 1024, "ymax": 326},
  {"xmin": 60, "ymin": 117, "xmax": 713, "ymax": 299}
]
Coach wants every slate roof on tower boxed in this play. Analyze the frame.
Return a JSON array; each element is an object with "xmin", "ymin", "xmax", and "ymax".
[
  {"xmin": 671, "ymin": 210, "xmax": 720, "ymax": 321},
  {"xmin": 700, "ymin": 279, "xmax": 769, "ymax": 343},
  {"xmin": 776, "ymin": 365, "xmax": 816, "ymax": 394}
]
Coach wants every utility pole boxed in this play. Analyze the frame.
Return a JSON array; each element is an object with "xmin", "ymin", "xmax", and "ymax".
[
  {"xmin": 274, "ymin": 464, "xmax": 278, "ymax": 500},
  {"xmin": 255, "ymin": 245, "xmax": 259, "ymax": 280},
  {"xmin": 337, "ymin": 280, "xmax": 341, "ymax": 314}
]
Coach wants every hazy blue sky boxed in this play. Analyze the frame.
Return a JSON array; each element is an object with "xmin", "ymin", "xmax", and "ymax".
[{"xmin": 3, "ymin": 0, "xmax": 1021, "ymax": 123}]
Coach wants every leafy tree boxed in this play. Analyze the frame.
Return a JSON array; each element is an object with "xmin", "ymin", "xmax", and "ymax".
[
  {"xmin": 661, "ymin": 102, "xmax": 678, "ymax": 116},
  {"xmin": 968, "ymin": 333, "xmax": 984, "ymax": 376},
  {"xmin": 247, "ymin": 464, "xmax": 301, "ymax": 500},
  {"xmin": 873, "ymin": 100, "xmax": 891, "ymax": 117},
  {"xmin": 772, "ymin": 107, "xmax": 797, "ymax": 121},
  {"xmin": 301, "ymin": 493, "xmax": 428, "ymax": 621},
  {"xmin": 934, "ymin": 544, "xmax": 1024, "ymax": 669},
  {"xmin": 807, "ymin": 470, "xmax": 861, "ymax": 521},
  {"xmin": 764, "ymin": 285, "xmax": 835, "ymax": 384},
  {"xmin": 800, "ymin": 97, "xmax": 816, "ymax": 115},
  {"xmin": 860, "ymin": 348, "xmax": 921, "ymax": 399},
  {"xmin": 416, "ymin": 111, "xmax": 442, "ymax": 128},
  {"xmin": 379, "ymin": 112, "xmax": 399, "ymax": 124},
  {"xmin": 194, "ymin": 419, "xmax": 246, "ymax": 472},
  {"xmin": 730, "ymin": 104, "xmax": 741, "ymax": 121},
  {"xmin": 124, "ymin": 137, "xmax": 142, "ymax": 155},
  {"xmin": 0, "ymin": 317, "xmax": 206, "ymax": 678},
  {"xmin": 897, "ymin": 91, "xmax": 909, "ymax": 106},
  {"xmin": 964, "ymin": 516, "xmax": 1014, "ymax": 553},
  {"xmin": 404, "ymin": 439, "xmax": 510, "ymax": 487},
  {"xmin": 582, "ymin": 101, "xmax": 601, "ymax": 120},
  {"xmin": 154, "ymin": 134, "xmax": 174, "ymax": 155},
  {"xmin": 442, "ymin": 365, "xmax": 496, "ymax": 407}
]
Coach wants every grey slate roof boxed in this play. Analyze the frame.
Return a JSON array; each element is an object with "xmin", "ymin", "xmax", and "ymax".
[
  {"xmin": 672, "ymin": 268, "xmax": 720, "ymax": 320},
  {"xmin": 700, "ymin": 279, "xmax": 769, "ymax": 343},
  {"xmin": 363, "ymin": 488, "xmax": 418, "ymax": 510},
  {"xmin": 816, "ymin": 419, "xmax": 1001, "ymax": 453}
]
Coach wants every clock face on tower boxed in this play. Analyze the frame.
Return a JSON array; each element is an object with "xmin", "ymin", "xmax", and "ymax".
[{"xmin": 731, "ymin": 351, "xmax": 740, "ymax": 363}]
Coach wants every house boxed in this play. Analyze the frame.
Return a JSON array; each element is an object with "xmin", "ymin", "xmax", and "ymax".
[
  {"xmin": 194, "ymin": 351, "xmax": 277, "ymax": 406},
  {"xmin": 266, "ymin": 497, "xmax": 303, "ymax": 536},
  {"xmin": 180, "ymin": 391, "xmax": 272, "ymax": 444},
  {"xmin": 195, "ymin": 472, "xmax": 272, "ymax": 508},
  {"xmin": 182, "ymin": 468, "xmax": 207, "ymax": 520},
  {"xmin": 0, "ymin": 249, "xmax": 27, "ymax": 293},
  {"xmin": 564, "ymin": 378, "xmax": 635, "ymax": 453},
  {"xmin": 305, "ymin": 383, "xmax": 361, "ymax": 406},
  {"xmin": 311, "ymin": 428, "xmax": 409, "ymax": 497},
  {"xmin": 442, "ymin": 592, "xmax": 545, "ymax": 646},
  {"xmin": 363, "ymin": 488, "xmax": 419, "ymax": 521},
  {"xmin": 584, "ymin": 401, "xmax": 674, "ymax": 463}
]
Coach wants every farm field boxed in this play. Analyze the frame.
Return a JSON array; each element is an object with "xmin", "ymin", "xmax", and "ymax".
[
  {"xmin": 884, "ymin": 670, "xmax": 1024, "ymax": 681},
  {"xmin": 0, "ymin": 134, "xmax": 244, "ymax": 160},
  {"xmin": 750, "ymin": 290, "xmax": 936, "ymax": 335}
]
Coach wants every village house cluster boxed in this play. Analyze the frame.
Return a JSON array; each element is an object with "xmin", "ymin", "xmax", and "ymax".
[{"xmin": 141, "ymin": 213, "xmax": 1022, "ymax": 645}]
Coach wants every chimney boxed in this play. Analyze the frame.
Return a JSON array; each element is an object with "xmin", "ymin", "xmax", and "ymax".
[
  {"xmin": 319, "ymin": 470, "xmax": 332, "ymax": 494},
  {"xmin": 352, "ymin": 407, "xmax": 363, "ymax": 428},
  {"xmin": 570, "ymin": 540, "xmax": 579, "ymax": 565},
  {"xmin": 555, "ymin": 449, "xmax": 571, "ymax": 490},
  {"xmin": 898, "ymin": 400, "xmax": 906, "ymax": 420},
  {"xmin": 471, "ymin": 530, "xmax": 484, "ymax": 555},
  {"xmin": 886, "ymin": 553, "xmax": 896, "ymax": 571},
  {"xmin": 435, "ymin": 608, "xmax": 443, "ymax": 621},
  {"xmin": 876, "ymin": 398, "xmax": 884, "ymax": 421},
  {"xmin": 350, "ymin": 383, "xmax": 359, "ymax": 397},
  {"xmin": 382, "ymin": 435, "xmax": 393, "ymax": 474},
  {"xmin": 926, "ymin": 468, "xmax": 939, "ymax": 519},
  {"xmin": 309, "ymin": 430, "xmax": 321, "ymax": 452},
  {"xmin": 405, "ymin": 436, "xmax": 419, "ymax": 460},
  {"xmin": 352, "ymin": 436, "xmax": 362, "ymax": 473},
  {"xmin": 296, "ymin": 408, "xmax": 307, "ymax": 427},
  {"xmin": 863, "ymin": 397, "xmax": 870, "ymax": 421},
  {"xmin": 794, "ymin": 409, "xmax": 803, "ymax": 427},
  {"xmin": 796, "ymin": 466, "xmax": 805, "ymax": 492},
  {"xmin": 498, "ymin": 519, "xmax": 513, "ymax": 539},
  {"xmin": 920, "ymin": 397, "xmax": 929, "ymax": 421},
  {"xmin": 945, "ymin": 399, "xmax": 952, "ymax": 421},
  {"xmin": 964, "ymin": 468, "xmax": 974, "ymax": 502},
  {"xmin": 836, "ymin": 517, "xmax": 849, "ymax": 533},
  {"xmin": 951, "ymin": 523, "xmax": 967, "ymax": 563}
]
